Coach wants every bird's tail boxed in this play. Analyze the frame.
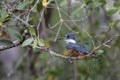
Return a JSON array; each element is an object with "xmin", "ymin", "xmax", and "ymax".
[{"xmin": 91, "ymin": 55, "xmax": 100, "ymax": 59}]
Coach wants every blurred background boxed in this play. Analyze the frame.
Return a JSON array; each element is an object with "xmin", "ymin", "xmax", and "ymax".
[{"xmin": 0, "ymin": 0, "xmax": 120, "ymax": 80}]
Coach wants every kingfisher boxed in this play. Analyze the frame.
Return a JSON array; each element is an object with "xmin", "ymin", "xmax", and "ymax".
[{"xmin": 58, "ymin": 33, "xmax": 90, "ymax": 57}]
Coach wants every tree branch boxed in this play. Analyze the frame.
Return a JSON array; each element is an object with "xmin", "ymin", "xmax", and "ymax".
[
  {"xmin": 0, "ymin": 33, "xmax": 119, "ymax": 60},
  {"xmin": 88, "ymin": 35, "xmax": 120, "ymax": 56},
  {"xmin": 0, "ymin": 30, "xmax": 27, "ymax": 51},
  {"xmin": 46, "ymin": 34, "xmax": 120, "ymax": 60}
]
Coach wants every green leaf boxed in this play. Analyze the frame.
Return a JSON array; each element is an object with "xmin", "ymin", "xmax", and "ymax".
[
  {"xmin": 109, "ymin": 22, "xmax": 115, "ymax": 28},
  {"xmin": 33, "ymin": 39, "xmax": 37, "ymax": 49},
  {"xmin": 59, "ymin": 0, "xmax": 67, "ymax": 7},
  {"xmin": 0, "ymin": 8, "xmax": 9, "ymax": 20},
  {"xmin": 83, "ymin": 0, "xmax": 90, "ymax": 3},
  {"xmin": 2, "ymin": 10, "xmax": 9, "ymax": 19},
  {"xmin": 88, "ymin": 1, "xmax": 102, "ymax": 8},
  {"xmin": 22, "ymin": 38, "xmax": 34, "ymax": 47},
  {"xmin": 37, "ymin": 2, "xmax": 42, "ymax": 12},
  {"xmin": 8, "ymin": 28, "xmax": 22, "ymax": 40},
  {"xmin": 17, "ymin": 0, "xmax": 29, "ymax": 10},
  {"xmin": 0, "ymin": 39, "xmax": 14, "ymax": 46},
  {"xmin": 38, "ymin": 38, "xmax": 45, "ymax": 46},
  {"xmin": 96, "ymin": 49, "xmax": 104, "ymax": 56},
  {"xmin": 114, "ymin": 2, "xmax": 120, "ymax": 8},
  {"xmin": 14, "ymin": 33, "xmax": 22, "ymax": 40},
  {"xmin": 0, "ymin": 21, "xmax": 3, "ymax": 26},
  {"xmin": 100, "ymin": 0, "xmax": 106, "ymax": 6},
  {"xmin": 107, "ymin": 8, "xmax": 119, "ymax": 16},
  {"xmin": 28, "ymin": 26, "xmax": 36, "ymax": 36},
  {"xmin": 72, "ymin": 7, "xmax": 83, "ymax": 17}
]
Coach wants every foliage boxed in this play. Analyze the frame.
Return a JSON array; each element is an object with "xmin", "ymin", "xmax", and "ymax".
[
  {"xmin": 0, "ymin": 38, "xmax": 14, "ymax": 46},
  {"xmin": 0, "ymin": 0, "xmax": 120, "ymax": 80}
]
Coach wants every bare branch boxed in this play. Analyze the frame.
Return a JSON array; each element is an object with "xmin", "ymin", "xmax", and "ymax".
[
  {"xmin": 36, "ymin": 8, "xmax": 45, "ymax": 38},
  {"xmin": 88, "ymin": 35, "xmax": 120, "ymax": 56},
  {"xmin": 46, "ymin": 35, "xmax": 120, "ymax": 60}
]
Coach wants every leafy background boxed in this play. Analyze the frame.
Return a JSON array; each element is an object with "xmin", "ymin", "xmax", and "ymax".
[{"xmin": 0, "ymin": 0, "xmax": 120, "ymax": 80}]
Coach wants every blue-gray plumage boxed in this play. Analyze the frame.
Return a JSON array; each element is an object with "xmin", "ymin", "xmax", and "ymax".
[
  {"xmin": 66, "ymin": 42, "xmax": 89, "ymax": 55},
  {"xmin": 56, "ymin": 33, "xmax": 98, "ymax": 58},
  {"xmin": 64, "ymin": 33, "xmax": 89, "ymax": 57}
]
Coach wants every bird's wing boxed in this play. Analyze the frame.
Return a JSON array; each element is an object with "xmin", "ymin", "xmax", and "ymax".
[{"xmin": 72, "ymin": 43, "xmax": 89, "ymax": 55}]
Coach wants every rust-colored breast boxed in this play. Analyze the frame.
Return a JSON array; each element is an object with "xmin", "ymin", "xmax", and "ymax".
[{"xmin": 69, "ymin": 48, "xmax": 84, "ymax": 57}]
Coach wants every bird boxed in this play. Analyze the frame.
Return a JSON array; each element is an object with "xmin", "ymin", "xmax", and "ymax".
[{"xmin": 58, "ymin": 33, "xmax": 90, "ymax": 57}]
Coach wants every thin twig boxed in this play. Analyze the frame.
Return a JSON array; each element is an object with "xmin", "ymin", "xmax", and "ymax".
[
  {"xmin": 55, "ymin": 0, "xmax": 62, "ymax": 21},
  {"xmin": 54, "ymin": 22, "xmax": 62, "ymax": 41},
  {"xmin": 88, "ymin": 35, "xmax": 120, "ymax": 56},
  {"xmin": 9, "ymin": 12, "xmax": 31, "ymax": 26},
  {"xmin": 60, "ymin": 5, "xmax": 89, "ymax": 22},
  {"xmin": 36, "ymin": 8, "xmax": 45, "ymax": 38},
  {"xmin": 67, "ymin": 0, "xmax": 71, "ymax": 16},
  {"xmin": 26, "ymin": 0, "xmax": 40, "ymax": 23},
  {"xmin": 63, "ymin": 22, "xmax": 79, "ymax": 33},
  {"xmin": 49, "ymin": 21, "xmax": 60, "ymax": 29},
  {"xmin": 29, "ymin": 0, "xmax": 40, "ymax": 12}
]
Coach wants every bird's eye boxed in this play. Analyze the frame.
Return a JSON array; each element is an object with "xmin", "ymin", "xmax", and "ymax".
[{"xmin": 67, "ymin": 35, "xmax": 70, "ymax": 38}]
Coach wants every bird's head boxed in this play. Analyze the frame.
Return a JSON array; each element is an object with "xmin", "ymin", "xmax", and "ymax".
[{"xmin": 57, "ymin": 33, "xmax": 76, "ymax": 44}]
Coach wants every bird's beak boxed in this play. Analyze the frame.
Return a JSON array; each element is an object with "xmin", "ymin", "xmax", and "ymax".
[{"xmin": 57, "ymin": 37, "xmax": 65, "ymax": 40}]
